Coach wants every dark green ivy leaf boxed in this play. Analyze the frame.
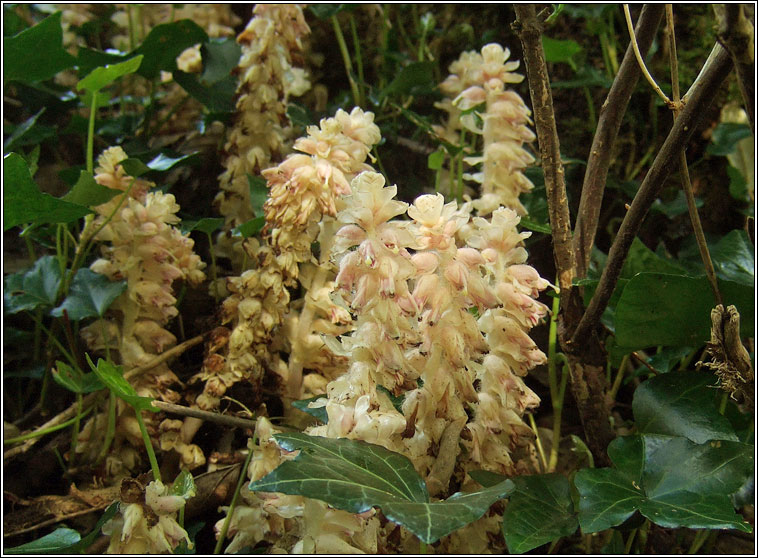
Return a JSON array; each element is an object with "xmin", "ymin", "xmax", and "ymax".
[
  {"xmin": 232, "ymin": 216, "xmax": 265, "ymax": 238},
  {"xmin": 542, "ymin": 36, "xmax": 582, "ymax": 63},
  {"xmin": 180, "ymin": 217, "xmax": 225, "ymax": 236},
  {"xmin": 291, "ymin": 396, "xmax": 329, "ymax": 423},
  {"xmin": 51, "ymin": 268, "xmax": 126, "ymax": 320},
  {"xmin": 247, "ymin": 174, "xmax": 268, "ymax": 217},
  {"xmin": 56, "ymin": 502, "xmax": 119, "ymax": 554},
  {"xmin": 132, "ymin": 20, "xmax": 208, "ymax": 79},
  {"xmin": 574, "ymin": 434, "xmax": 753, "ymax": 533},
  {"xmin": 4, "ymin": 153, "xmax": 92, "ymax": 230},
  {"xmin": 61, "ymin": 170, "xmax": 121, "ymax": 207},
  {"xmin": 200, "ymin": 38, "xmax": 242, "ymax": 84},
  {"xmin": 706, "ymin": 122, "xmax": 752, "ymax": 156},
  {"xmin": 5, "ymin": 527, "xmax": 81, "ymax": 555},
  {"xmin": 76, "ymin": 55, "xmax": 143, "ymax": 94},
  {"xmin": 4, "ymin": 255, "xmax": 62, "ymax": 313},
  {"xmin": 3, "ymin": 11, "xmax": 76, "ymax": 83},
  {"xmin": 378, "ymin": 62, "xmax": 436, "ymax": 100}
]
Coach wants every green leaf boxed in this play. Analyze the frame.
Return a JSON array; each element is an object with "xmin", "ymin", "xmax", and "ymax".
[
  {"xmin": 200, "ymin": 38, "xmax": 242, "ymax": 84},
  {"xmin": 4, "ymin": 5, "xmax": 28, "ymax": 36},
  {"xmin": 4, "ymin": 108, "xmax": 46, "ymax": 153},
  {"xmin": 308, "ymin": 5, "xmax": 354, "ymax": 19},
  {"xmin": 232, "ymin": 216, "xmax": 265, "ymax": 238},
  {"xmin": 427, "ymin": 149, "xmax": 445, "ymax": 171},
  {"xmin": 119, "ymin": 157, "xmax": 150, "ymax": 177},
  {"xmin": 621, "ymin": 238, "xmax": 686, "ymax": 278},
  {"xmin": 380, "ymin": 479, "xmax": 514, "ymax": 544},
  {"xmin": 551, "ymin": 65, "xmax": 612, "ymax": 89},
  {"xmin": 132, "ymin": 20, "xmax": 208, "ymax": 79},
  {"xmin": 376, "ymin": 385, "xmax": 406, "ymax": 414},
  {"xmin": 542, "ymin": 36, "xmax": 582, "ymax": 63},
  {"xmin": 76, "ymin": 55, "xmax": 143, "ymax": 94},
  {"xmin": 250, "ymin": 434, "xmax": 512, "ymax": 543},
  {"xmin": 291, "ymin": 396, "xmax": 329, "ymax": 423},
  {"xmin": 51, "ymin": 269, "xmax": 126, "ymax": 320},
  {"xmin": 57, "ymin": 502, "xmax": 119, "ymax": 553},
  {"xmin": 633, "ymin": 372, "xmax": 739, "ymax": 444},
  {"xmin": 250, "ymin": 434, "xmax": 428, "ymax": 511},
  {"xmin": 378, "ymin": 61, "xmax": 436, "ymax": 100},
  {"xmin": 247, "ymin": 175, "xmax": 269, "ymax": 217},
  {"xmin": 706, "ymin": 122, "xmax": 752, "ymax": 156},
  {"xmin": 601, "ymin": 530, "xmax": 625, "ymax": 554},
  {"xmin": 170, "ymin": 470, "xmax": 197, "ymax": 500},
  {"xmin": 172, "ymin": 71, "xmax": 237, "ymax": 112},
  {"xmin": 145, "ymin": 152, "xmax": 198, "ymax": 172},
  {"xmin": 519, "ymin": 217, "xmax": 552, "ymax": 234},
  {"xmin": 614, "ymin": 273, "xmax": 753, "ymax": 350},
  {"xmin": 727, "ymin": 165, "xmax": 749, "ymax": 201},
  {"xmin": 180, "ymin": 217, "xmax": 225, "ymax": 236},
  {"xmin": 4, "ymin": 255, "xmax": 62, "ymax": 313},
  {"xmin": 286, "ymin": 103, "xmax": 314, "ymax": 128},
  {"xmin": 52, "ymin": 361, "xmax": 104, "ymax": 394},
  {"xmin": 3, "ymin": 12, "xmax": 76, "ymax": 83},
  {"xmin": 61, "ymin": 171, "xmax": 121, "ymax": 207},
  {"xmin": 575, "ymin": 434, "xmax": 753, "ymax": 533},
  {"xmin": 87, "ymin": 355, "xmax": 158, "ymax": 413},
  {"xmin": 709, "ymin": 230, "xmax": 754, "ymax": 287},
  {"xmin": 650, "ymin": 189, "xmax": 703, "ymax": 218},
  {"xmin": 76, "ymin": 47, "xmax": 129, "ymax": 77},
  {"xmin": 645, "ymin": 346, "xmax": 692, "ymax": 373},
  {"xmin": 503, "ymin": 473, "xmax": 579, "ymax": 554},
  {"xmin": 5, "ymin": 527, "xmax": 81, "ymax": 554},
  {"xmin": 4, "ymin": 153, "xmax": 92, "ymax": 230}
]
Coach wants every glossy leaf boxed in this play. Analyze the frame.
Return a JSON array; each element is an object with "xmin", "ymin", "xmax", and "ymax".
[
  {"xmin": 232, "ymin": 216, "xmax": 265, "ymax": 238},
  {"xmin": 61, "ymin": 170, "xmax": 121, "ymax": 207},
  {"xmin": 173, "ymin": 71, "xmax": 237, "ymax": 112},
  {"xmin": 706, "ymin": 122, "xmax": 752, "ymax": 156},
  {"xmin": 57, "ymin": 502, "xmax": 119, "ymax": 553},
  {"xmin": 380, "ymin": 479, "xmax": 514, "ymax": 543},
  {"xmin": 709, "ymin": 230, "xmax": 754, "ymax": 286},
  {"xmin": 52, "ymin": 361, "xmax": 104, "ymax": 394},
  {"xmin": 575, "ymin": 434, "xmax": 753, "ymax": 533},
  {"xmin": 250, "ymin": 434, "xmax": 512, "ymax": 543},
  {"xmin": 145, "ymin": 152, "xmax": 198, "ymax": 172},
  {"xmin": 633, "ymin": 372, "xmax": 738, "ymax": 444},
  {"xmin": 615, "ymin": 273, "xmax": 753, "ymax": 349},
  {"xmin": 4, "ymin": 108, "xmax": 47, "ymax": 153},
  {"xmin": 77, "ymin": 55, "xmax": 143, "ymax": 93},
  {"xmin": 650, "ymin": 190, "xmax": 703, "ymax": 218},
  {"xmin": 4, "ymin": 255, "xmax": 62, "ymax": 313},
  {"xmin": 180, "ymin": 217, "xmax": 224, "ymax": 236},
  {"xmin": 5, "ymin": 527, "xmax": 80, "ymax": 554},
  {"xmin": 250, "ymin": 434, "xmax": 429, "ymax": 511},
  {"xmin": 119, "ymin": 157, "xmax": 150, "ymax": 177},
  {"xmin": 247, "ymin": 175, "xmax": 268, "ymax": 217},
  {"xmin": 4, "ymin": 12, "xmax": 76, "ymax": 83},
  {"xmin": 51, "ymin": 269, "xmax": 126, "ymax": 320},
  {"xmin": 291, "ymin": 396, "xmax": 329, "ymax": 423},
  {"xmin": 4, "ymin": 153, "xmax": 91, "ymax": 230},
  {"xmin": 133, "ymin": 20, "xmax": 208, "ymax": 79},
  {"xmin": 170, "ymin": 470, "xmax": 197, "ymax": 500},
  {"xmin": 502, "ymin": 474, "xmax": 579, "ymax": 554},
  {"xmin": 87, "ymin": 355, "xmax": 158, "ymax": 413}
]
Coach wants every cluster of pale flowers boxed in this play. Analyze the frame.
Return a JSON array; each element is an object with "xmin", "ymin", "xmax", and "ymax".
[
  {"xmin": 436, "ymin": 43, "xmax": 537, "ymax": 215},
  {"xmin": 193, "ymin": 108, "xmax": 381, "ymax": 415},
  {"xmin": 76, "ymin": 146, "xmax": 206, "ymax": 476},
  {"xmin": 215, "ymin": 3, "xmax": 311, "ymax": 263},
  {"xmin": 219, "ymin": 169, "xmax": 550, "ymax": 553}
]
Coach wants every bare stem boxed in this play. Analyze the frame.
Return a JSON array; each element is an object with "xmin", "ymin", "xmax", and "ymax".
[
  {"xmin": 623, "ymin": 4, "xmax": 671, "ymax": 107},
  {"xmin": 151, "ymin": 401, "xmax": 257, "ymax": 431}
]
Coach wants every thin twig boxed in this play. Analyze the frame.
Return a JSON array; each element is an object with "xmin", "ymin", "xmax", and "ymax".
[
  {"xmin": 151, "ymin": 401, "xmax": 257, "ymax": 431},
  {"xmin": 574, "ymin": 4, "xmax": 665, "ymax": 278},
  {"xmin": 623, "ymin": 4, "xmax": 672, "ymax": 107},
  {"xmin": 571, "ymin": 44, "xmax": 733, "ymax": 346},
  {"xmin": 665, "ymin": 5, "xmax": 723, "ymax": 307},
  {"xmin": 4, "ymin": 335, "xmax": 205, "ymax": 461}
]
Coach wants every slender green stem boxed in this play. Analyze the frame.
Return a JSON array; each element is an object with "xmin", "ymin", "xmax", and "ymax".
[
  {"xmin": 135, "ymin": 409, "xmax": 161, "ymax": 483},
  {"xmin": 86, "ymin": 90, "xmax": 98, "ymax": 174},
  {"xmin": 528, "ymin": 413, "xmax": 548, "ymax": 472},
  {"xmin": 4, "ymin": 406, "xmax": 93, "ymax": 444},
  {"xmin": 23, "ymin": 233, "xmax": 36, "ymax": 264},
  {"xmin": 214, "ymin": 440, "xmax": 256, "ymax": 554},
  {"xmin": 28, "ymin": 313, "xmax": 78, "ymax": 368},
  {"xmin": 623, "ymin": 4, "xmax": 671, "ymax": 106},
  {"xmin": 205, "ymin": 232, "xmax": 219, "ymax": 300},
  {"xmin": 331, "ymin": 15, "xmax": 361, "ymax": 106},
  {"xmin": 547, "ymin": 294, "xmax": 565, "ymax": 472},
  {"xmin": 69, "ymin": 392, "xmax": 83, "ymax": 464},
  {"xmin": 54, "ymin": 447, "xmax": 67, "ymax": 472},
  {"xmin": 96, "ymin": 392, "xmax": 117, "ymax": 465},
  {"xmin": 348, "ymin": 14, "xmax": 365, "ymax": 105},
  {"xmin": 609, "ymin": 354, "xmax": 629, "ymax": 401},
  {"xmin": 456, "ymin": 129, "xmax": 466, "ymax": 202},
  {"xmin": 625, "ymin": 529, "xmax": 638, "ymax": 554}
]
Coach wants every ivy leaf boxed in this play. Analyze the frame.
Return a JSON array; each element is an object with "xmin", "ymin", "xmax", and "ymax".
[
  {"xmin": 56, "ymin": 502, "xmax": 119, "ymax": 553},
  {"xmin": 380, "ymin": 479, "xmax": 514, "ymax": 544},
  {"xmin": 250, "ymin": 434, "xmax": 513, "ymax": 543},
  {"xmin": 232, "ymin": 216, "xmax": 265, "ymax": 238},
  {"xmin": 286, "ymin": 103, "xmax": 314, "ymax": 128},
  {"xmin": 4, "ymin": 153, "xmax": 92, "ymax": 230},
  {"xmin": 200, "ymin": 38, "xmax": 242, "ymax": 84},
  {"xmin": 709, "ymin": 230, "xmax": 754, "ymax": 287},
  {"xmin": 308, "ymin": 5, "xmax": 354, "ymax": 19},
  {"xmin": 52, "ymin": 361, "xmax": 104, "ymax": 394},
  {"xmin": 574, "ymin": 434, "xmax": 754, "ymax": 533},
  {"xmin": 170, "ymin": 470, "xmax": 197, "ymax": 500},
  {"xmin": 614, "ymin": 273, "xmax": 753, "ymax": 350},
  {"xmin": 706, "ymin": 122, "xmax": 752, "ymax": 156},
  {"xmin": 5, "ymin": 527, "xmax": 81, "ymax": 554},
  {"xmin": 132, "ymin": 20, "xmax": 208, "ymax": 79},
  {"xmin": 502, "ymin": 473, "xmax": 578, "ymax": 554},
  {"xmin": 145, "ymin": 152, "xmax": 198, "ymax": 172},
  {"xmin": 87, "ymin": 355, "xmax": 158, "ymax": 413},
  {"xmin": 633, "ymin": 372, "xmax": 738, "ymax": 444},
  {"xmin": 291, "ymin": 396, "xmax": 329, "ymax": 423},
  {"xmin": 378, "ymin": 62, "xmax": 436, "ymax": 100},
  {"xmin": 376, "ymin": 385, "xmax": 405, "ymax": 414},
  {"xmin": 119, "ymin": 157, "xmax": 150, "ymax": 177},
  {"xmin": 51, "ymin": 269, "xmax": 126, "ymax": 321},
  {"xmin": 427, "ymin": 149, "xmax": 445, "ymax": 171},
  {"xmin": 4, "ymin": 255, "xmax": 62, "ymax": 313},
  {"xmin": 3, "ymin": 11, "xmax": 76, "ymax": 83},
  {"xmin": 4, "ymin": 107, "xmax": 47, "ymax": 153},
  {"xmin": 61, "ymin": 170, "xmax": 121, "ymax": 207},
  {"xmin": 76, "ymin": 55, "xmax": 143, "ymax": 94},
  {"xmin": 173, "ymin": 71, "xmax": 237, "ymax": 112}
]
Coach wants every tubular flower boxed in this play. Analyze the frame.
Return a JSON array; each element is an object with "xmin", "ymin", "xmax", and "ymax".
[
  {"xmin": 215, "ymin": 4, "xmax": 311, "ymax": 264},
  {"xmin": 435, "ymin": 43, "xmax": 536, "ymax": 214},
  {"xmin": 77, "ymin": 147, "xmax": 207, "ymax": 475},
  {"xmin": 195, "ymin": 108, "xmax": 380, "ymax": 413},
  {"xmin": 102, "ymin": 479, "xmax": 193, "ymax": 554}
]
